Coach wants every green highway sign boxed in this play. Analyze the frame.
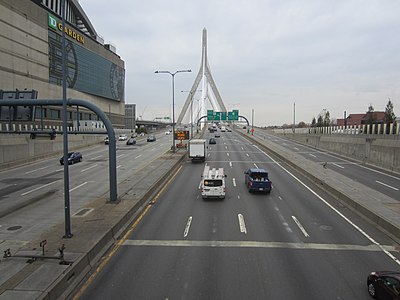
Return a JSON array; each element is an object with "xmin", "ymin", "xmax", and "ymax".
[{"xmin": 207, "ymin": 109, "xmax": 239, "ymax": 121}]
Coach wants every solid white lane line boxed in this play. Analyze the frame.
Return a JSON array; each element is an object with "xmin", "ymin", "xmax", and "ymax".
[
  {"xmin": 229, "ymin": 161, "xmax": 233, "ymax": 168},
  {"xmin": 183, "ymin": 216, "xmax": 192, "ymax": 238},
  {"xmin": 376, "ymin": 181, "xmax": 399, "ymax": 191},
  {"xmin": 233, "ymin": 178, "xmax": 237, "ymax": 187},
  {"xmin": 253, "ymin": 163, "xmax": 258, "ymax": 168},
  {"xmin": 309, "ymin": 154, "xmax": 317, "ymax": 158},
  {"xmin": 81, "ymin": 164, "xmax": 98, "ymax": 172},
  {"xmin": 238, "ymin": 214, "xmax": 247, "ymax": 234},
  {"xmin": 246, "ymin": 153, "xmax": 249, "ymax": 157},
  {"xmin": 117, "ymin": 154, "xmax": 125, "ymax": 158},
  {"xmin": 253, "ymin": 144, "xmax": 400, "ymax": 266},
  {"xmin": 292, "ymin": 216, "xmax": 310, "ymax": 237},
  {"xmin": 117, "ymin": 165, "xmax": 122, "ymax": 169},
  {"xmin": 358, "ymin": 165, "xmax": 400, "ymax": 181},
  {"xmin": 331, "ymin": 163, "xmax": 344, "ymax": 169},
  {"xmin": 24, "ymin": 166, "xmax": 49, "ymax": 174},
  {"xmin": 69, "ymin": 182, "xmax": 89, "ymax": 192},
  {"xmin": 135, "ymin": 155, "xmax": 142, "ymax": 159},
  {"xmin": 123, "ymin": 240, "xmax": 397, "ymax": 251},
  {"xmin": 21, "ymin": 180, "xmax": 59, "ymax": 196}
]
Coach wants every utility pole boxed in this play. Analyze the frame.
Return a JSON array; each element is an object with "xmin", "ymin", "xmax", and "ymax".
[{"xmin": 293, "ymin": 102, "xmax": 296, "ymax": 133}]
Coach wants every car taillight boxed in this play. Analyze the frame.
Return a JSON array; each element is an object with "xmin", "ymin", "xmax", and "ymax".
[{"xmin": 249, "ymin": 181, "xmax": 252, "ymax": 187}]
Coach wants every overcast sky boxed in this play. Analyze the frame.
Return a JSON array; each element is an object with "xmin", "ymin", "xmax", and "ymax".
[{"xmin": 80, "ymin": 0, "xmax": 400, "ymax": 126}]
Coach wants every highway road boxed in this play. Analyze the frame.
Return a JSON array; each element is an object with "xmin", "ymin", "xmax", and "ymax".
[
  {"xmin": 0, "ymin": 132, "xmax": 171, "ymax": 244},
  {"xmin": 76, "ymin": 129, "xmax": 400, "ymax": 300},
  {"xmin": 252, "ymin": 129, "xmax": 400, "ymax": 200}
]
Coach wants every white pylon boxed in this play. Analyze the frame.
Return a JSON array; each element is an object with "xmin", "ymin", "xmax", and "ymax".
[{"xmin": 176, "ymin": 28, "xmax": 226, "ymax": 127}]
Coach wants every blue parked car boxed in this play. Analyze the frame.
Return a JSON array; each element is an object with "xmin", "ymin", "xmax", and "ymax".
[{"xmin": 244, "ymin": 168, "xmax": 272, "ymax": 193}]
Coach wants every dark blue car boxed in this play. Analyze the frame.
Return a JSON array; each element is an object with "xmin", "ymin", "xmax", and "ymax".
[
  {"xmin": 244, "ymin": 168, "xmax": 272, "ymax": 193},
  {"xmin": 60, "ymin": 152, "xmax": 82, "ymax": 165}
]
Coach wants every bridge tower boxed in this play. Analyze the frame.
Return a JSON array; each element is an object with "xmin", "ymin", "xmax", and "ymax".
[{"xmin": 176, "ymin": 28, "xmax": 226, "ymax": 126}]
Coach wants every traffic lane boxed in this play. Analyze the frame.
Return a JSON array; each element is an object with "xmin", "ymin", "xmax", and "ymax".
[
  {"xmin": 79, "ymin": 241, "xmax": 396, "ymax": 300},
  {"xmin": 0, "ymin": 140, "xmax": 171, "ymax": 239},
  {"xmin": 324, "ymin": 161, "xmax": 400, "ymax": 200},
  {"xmin": 226, "ymin": 135, "xmax": 399, "ymax": 252},
  {"xmin": 207, "ymin": 140, "xmax": 305, "ymax": 244},
  {"xmin": 246, "ymin": 144, "xmax": 399, "ymax": 247},
  {"xmin": 255, "ymin": 130, "xmax": 400, "ymax": 199},
  {"xmin": 226, "ymin": 149, "xmax": 365, "ymax": 246}
]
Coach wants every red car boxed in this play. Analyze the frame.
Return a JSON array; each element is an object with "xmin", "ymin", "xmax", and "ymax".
[{"xmin": 367, "ymin": 271, "xmax": 400, "ymax": 299}]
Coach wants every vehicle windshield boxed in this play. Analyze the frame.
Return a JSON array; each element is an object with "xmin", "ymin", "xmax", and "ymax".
[
  {"xmin": 204, "ymin": 179, "xmax": 223, "ymax": 187},
  {"xmin": 250, "ymin": 173, "xmax": 268, "ymax": 181}
]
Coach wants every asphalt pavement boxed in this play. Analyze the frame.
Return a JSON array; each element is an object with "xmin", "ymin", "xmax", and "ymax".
[{"xmin": 0, "ymin": 128, "xmax": 399, "ymax": 300}]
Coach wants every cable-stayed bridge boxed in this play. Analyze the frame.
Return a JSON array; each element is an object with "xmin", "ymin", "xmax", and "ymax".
[{"xmin": 176, "ymin": 28, "xmax": 229, "ymax": 127}]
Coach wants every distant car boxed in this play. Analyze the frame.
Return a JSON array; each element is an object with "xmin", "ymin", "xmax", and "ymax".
[
  {"xmin": 126, "ymin": 138, "xmax": 136, "ymax": 145},
  {"xmin": 104, "ymin": 137, "xmax": 109, "ymax": 144},
  {"xmin": 367, "ymin": 271, "xmax": 400, "ymax": 299},
  {"xmin": 165, "ymin": 131, "xmax": 171, "ymax": 135},
  {"xmin": 118, "ymin": 134, "xmax": 128, "ymax": 141},
  {"xmin": 140, "ymin": 132, "xmax": 145, "ymax": 137},
  {"xmin": 60, "ymin": 152, "xmax": 82, "ymax": 165},
  {"xmin": 226, "ymin": 127, "xmax": 232, "ymax": 132},
  {"xmin": 131, "ymin": 133, "xmax": 137, "ymax": 138},
  {"xmin": 147, "ymin": 135, "xmax": 156, "ymax": 142},
  {"xmin": 209, "ymin": 138, "xmax": 216, "ymax": 144},
  {"xmin": 215, "ymin": 133, "xmax": 220, "ymax": 138}
]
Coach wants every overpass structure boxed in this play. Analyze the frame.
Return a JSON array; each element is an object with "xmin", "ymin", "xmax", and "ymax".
[{"xmin": 176, "ymin": 28, "xmax": 227, "ymax": 127}]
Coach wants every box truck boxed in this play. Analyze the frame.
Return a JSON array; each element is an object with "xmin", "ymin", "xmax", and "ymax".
[{"xmin": 188, "ymin": 139, "xmax": 207, "ymax": 162}]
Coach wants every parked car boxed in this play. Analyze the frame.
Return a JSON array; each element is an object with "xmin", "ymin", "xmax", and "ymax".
[
  {"xmin": 244, "ymin": 168, "xmax": 272, "ymax": 193},
  {"xmin": 367, "ymin": 271, "xmax": 400, "ymax": 299},
  {"xmin": 147, "ymin": 135, "xmax": 156, "ymax": 142},
  {"xmin": 126, "ymin": 138, "xmax": 136, "ymax": 145},
  {"xmin": 209, "ymin": 138, "xmax": 216, "ymax": 144},
  {"xmin": 118, "ymin": 134, "xmax": 128, "ymax": 141},
  {"xmin": 60, "ymin": 152, "xmax": 82, "ymax": 165}
]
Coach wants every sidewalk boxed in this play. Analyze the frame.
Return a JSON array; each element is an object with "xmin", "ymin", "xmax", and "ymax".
[
  {"xmin": 0, "ymin": 150, "xmax": 187, "ymax": 300},
  {"xmin": 241, "ymin": 130, "xmax": 400, "ymax": 244}
]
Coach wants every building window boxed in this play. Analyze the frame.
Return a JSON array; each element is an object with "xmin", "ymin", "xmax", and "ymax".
[{"xmin": 50, "ymin": 109, "xmax": 60, "ymax": 120}]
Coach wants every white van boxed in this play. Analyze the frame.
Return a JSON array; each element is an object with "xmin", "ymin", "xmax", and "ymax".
[{"xmin": 200, "ymin": 166, "xmax": 226, "ymax": 199}]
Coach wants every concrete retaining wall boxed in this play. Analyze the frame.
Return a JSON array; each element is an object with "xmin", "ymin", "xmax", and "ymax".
[
  {"xmin": 0, "ymin": 134, "xmax": 104, "ymax": 169},
  {"xmin": 274, "ymin": 132, "xmax": 400, "ymax": 173}
]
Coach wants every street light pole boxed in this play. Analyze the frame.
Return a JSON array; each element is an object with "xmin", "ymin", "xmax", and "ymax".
[
  {"xmin": 181, "ymin": 90, "xmax": 202, "ymax": 139},
  {"xmin": 155, "ymin": 70, "xmax": 191, "ymax": 152}
]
